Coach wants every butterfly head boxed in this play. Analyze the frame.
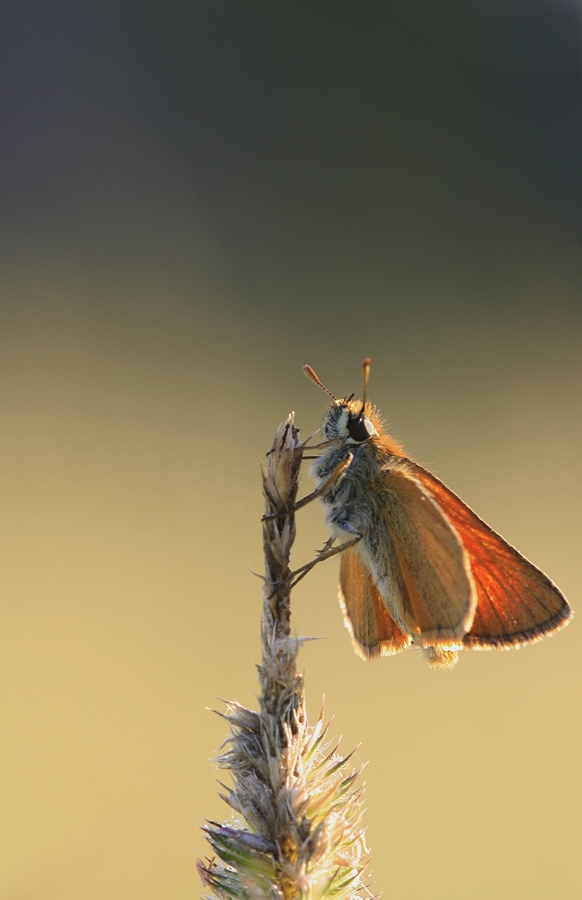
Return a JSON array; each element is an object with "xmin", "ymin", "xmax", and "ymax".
[
  {"xmin": 321, "ymin": 398, "xmax": 377, "ymax": 443},
  {"xmin": 303, "ymin": 359, "xmax": 377, "ymax": 445}
]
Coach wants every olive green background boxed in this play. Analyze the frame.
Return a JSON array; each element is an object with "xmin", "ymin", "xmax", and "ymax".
[{"xmin": 1, "ymin": 4, "xmax": 580, "ymax": 898}]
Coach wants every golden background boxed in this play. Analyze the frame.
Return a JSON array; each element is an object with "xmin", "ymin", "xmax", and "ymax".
[{"xmin": 1, "ymin": 4, "xmax": 580, "ymax": 898}]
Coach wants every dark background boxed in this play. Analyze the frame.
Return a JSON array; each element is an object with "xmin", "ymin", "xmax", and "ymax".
[{"xmin": 1, "ymin": 3, "xmax": 580, "ymax": 898}]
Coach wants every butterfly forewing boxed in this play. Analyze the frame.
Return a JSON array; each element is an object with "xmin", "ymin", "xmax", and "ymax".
[
  {"xmin": 339, "ymin": 546, "xmax": 411, "ymax": 658},
  {"xmin": 380, "ymin": 466, "xmax": 477, "ymax": 645},
  {"xmin": 410, "ymin": 462, "xmax": 572, "ymax": 647}
]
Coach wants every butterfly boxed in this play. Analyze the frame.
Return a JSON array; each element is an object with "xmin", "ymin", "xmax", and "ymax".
[{"xmin": 304, "ymin": 359, "xmax": 572, "ymax": 668}]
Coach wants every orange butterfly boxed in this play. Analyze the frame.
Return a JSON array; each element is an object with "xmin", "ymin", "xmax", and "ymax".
[{"xmin": 304, "ymin": 360, "xmax": 572, "ymax": 668}]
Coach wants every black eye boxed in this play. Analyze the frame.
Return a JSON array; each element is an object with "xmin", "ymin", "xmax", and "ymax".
[{"xmin": 347, "ymin": 414, "xmax": 375, "ymax": 442}]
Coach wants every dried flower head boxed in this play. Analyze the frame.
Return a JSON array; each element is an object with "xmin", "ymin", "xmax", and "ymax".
[{"xmin": 198, "ymin": 415, "xmax": 373, "ymax": 900}]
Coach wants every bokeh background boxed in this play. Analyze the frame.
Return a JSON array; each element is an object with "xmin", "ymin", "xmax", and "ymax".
[{"xmin": 1, "ymin": 3, "xmax": 581, "ymax": 898}]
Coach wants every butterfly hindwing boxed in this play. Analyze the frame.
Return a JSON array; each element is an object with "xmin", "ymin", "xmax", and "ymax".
[{"xmin": 339, "ymin": 546, "xmax": 411, "ymax": 658}]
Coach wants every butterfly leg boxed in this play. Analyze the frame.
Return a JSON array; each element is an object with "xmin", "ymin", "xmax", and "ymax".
[
  {"xmin": 287, "ymin": 533, "xmax": 362, "ymax": 590},
  {"xmin": 292, "ymin": 452, "xmax": 354, "ymax": 512},
  {"xmin": 261, "ymin": 450, "xmax": 354, "ymax": 521}
]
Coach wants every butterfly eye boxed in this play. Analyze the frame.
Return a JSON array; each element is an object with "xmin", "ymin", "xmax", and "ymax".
[{"xmin": 347, "ymin": 414, "xmax": 375, "ymax": 442}]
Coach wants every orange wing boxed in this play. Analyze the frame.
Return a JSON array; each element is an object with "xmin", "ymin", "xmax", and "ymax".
[
  {"xmin": 379, "ymin": 466, "xmax": 476, "ymax": 645},
  {"xmin": 410, "ymin": 462, "xmax": 572, "ymax": 648},
  {"xmin": 339, "ymin": 546, "xmax": 411, "ymax": 659}
]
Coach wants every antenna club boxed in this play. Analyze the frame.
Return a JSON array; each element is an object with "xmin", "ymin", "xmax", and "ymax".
[
  {"xmin": 302, "ymin": 364, "xmax": 321, "ymax": 386},
  {"xmin": 302, "ymin": 364, "xmax": 338, "ymax": 401},
  {"xmin": 361, "ymin": 358, "xmax": 371, "ymax": 409}
]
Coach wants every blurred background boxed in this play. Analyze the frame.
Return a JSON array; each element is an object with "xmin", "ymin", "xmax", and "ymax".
[{"xmin": 1, "ymin": 2, "xmax": 581, "ymax": 897}]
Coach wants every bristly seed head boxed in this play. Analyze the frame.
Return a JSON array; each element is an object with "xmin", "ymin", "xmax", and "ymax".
[{"xmin": 198, "ymin": 414, "xmax": 374, "ymax": 900}]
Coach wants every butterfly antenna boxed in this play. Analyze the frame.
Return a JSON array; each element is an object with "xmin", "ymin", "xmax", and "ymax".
[
  {"xmin": 302, "ymin": 365, "xmax": 338, "ymax": 401},
  {"xmin": 360, "ymin": 357, "xmax": 371, "ymax": 413}
]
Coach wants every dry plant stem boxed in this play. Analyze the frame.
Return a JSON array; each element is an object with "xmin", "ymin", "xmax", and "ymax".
[
  {"xmin": 198, "ymin": 415, "xmax": 372, "ymax": 900},
  {"xmin": 260, "ymin": 416, "xmax": 305, "ymax": 727}
]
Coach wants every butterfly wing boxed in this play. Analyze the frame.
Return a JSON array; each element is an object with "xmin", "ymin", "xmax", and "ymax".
[
  {"xmin": 339, "ymin": 546, "xmax": 411, "ymax": 659},
  {"xmin": 376, "ymin": 464, "xmax": 477, "ymax": 646},
  {"xmin": 410, "ymin": 462, "xmax": 572, "ymax": 647}
]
